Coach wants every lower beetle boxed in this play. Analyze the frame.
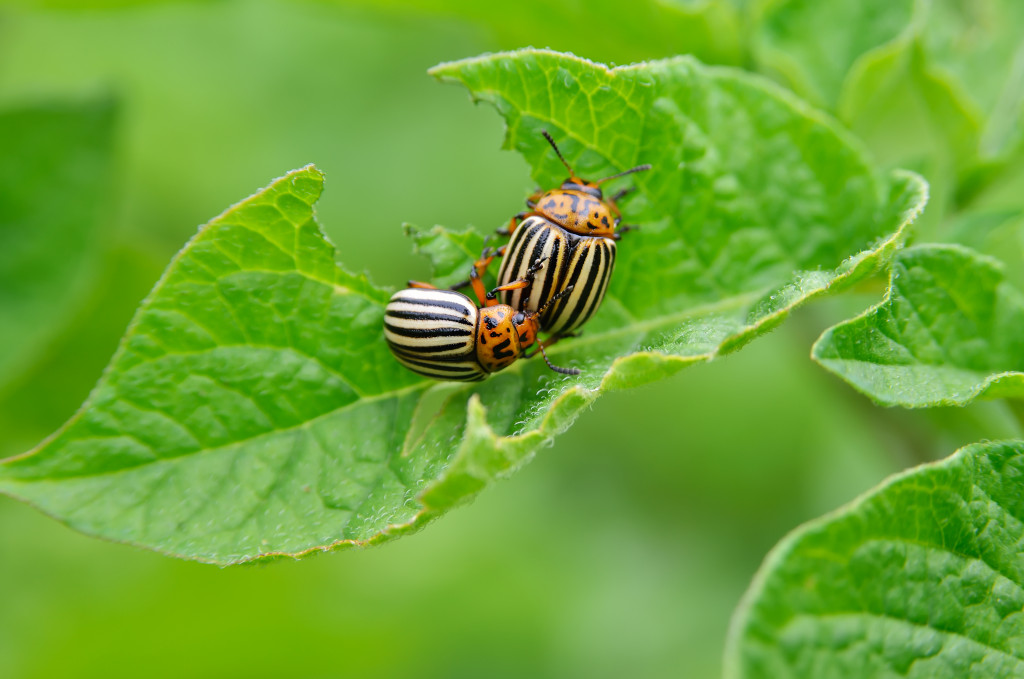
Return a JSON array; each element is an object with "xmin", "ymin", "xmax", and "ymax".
[{"xmin": 386, "ymin": 258, "xmax": 578, "ymax": 381}]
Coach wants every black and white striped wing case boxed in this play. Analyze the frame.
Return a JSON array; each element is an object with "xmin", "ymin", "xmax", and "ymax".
[
  {"xmin": 497, "ymin": 216, "xmax": 616, "ymax": 336},
  {"xmin": 384, "ymin": 288, "xmax": 486, "ymax": 382}
]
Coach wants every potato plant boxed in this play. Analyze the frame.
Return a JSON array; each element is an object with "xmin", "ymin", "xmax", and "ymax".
[{"xmin": 1, "ymin": 2, "xmax": 1022, "ymax": 677}]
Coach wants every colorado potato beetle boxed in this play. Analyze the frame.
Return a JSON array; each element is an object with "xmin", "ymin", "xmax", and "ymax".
[
  {"xmin": 386, "ymin": 258, "xmax": 578, "ymax": 381},
  {"xmin": 467, "ymin": 131, "xmax": 650, "ymax": 337}
]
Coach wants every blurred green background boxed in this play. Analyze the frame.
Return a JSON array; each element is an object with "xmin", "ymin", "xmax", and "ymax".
[{"xmin": 1, "ymin": 1, "xmax": 1020, "ymax": 677}]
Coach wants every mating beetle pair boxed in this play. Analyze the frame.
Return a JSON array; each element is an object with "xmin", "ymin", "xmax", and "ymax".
[{"xmin": 385, "ymin": 132, "xmax": 650, "ymax": 381}]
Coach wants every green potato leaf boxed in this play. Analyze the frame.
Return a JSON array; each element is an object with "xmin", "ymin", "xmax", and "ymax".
[
  {"xmin": 753, "ymin": 0, "xmax": 1024, "ymax": 219},
  {"xmin": 0, "ymin": 98, "xmax": 116, "ymax": 391},
  {"xmin": 751, "ymin": 0, "xmax": 917, "ymax": 110},
  {"xmin": 0, "ymin": 49, "xmax": 927, "ymax": 564},
  {"xmin": 725, "ymin": 439, "xmax": 1024, "ymax": 679},
  {"xmin": 404, "ymin": 223, "xmax": 485, "ymax": 289},
  {"xmin": 813, "ymin": 244, "xmax": 1024, "ymax": 408},
  {"xmin": 922, "ymin": 0, "xmax": 1024, "ymax": 158}
]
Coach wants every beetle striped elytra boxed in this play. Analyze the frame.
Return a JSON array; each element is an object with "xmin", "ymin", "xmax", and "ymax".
[
  {"xmin": 497, "ymin": 215, "xmax": 615, "ymax": 336},
  {"xmin": 386, "ymin": 257, "xmax": 579, "ymax": 381}
]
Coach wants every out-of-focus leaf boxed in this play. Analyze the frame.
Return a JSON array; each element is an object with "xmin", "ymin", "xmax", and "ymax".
[
  {"xmin": 922, "ymin": 0, "xmax": 1024, "ymax": 157},
  {"xmin": 753, "ymin": 0, "xmax": 1024, "ymax": 218},
  {"xmin": 813, "ymin": 244, "xmax": 1024, "ymax": 407},
  {"xmin": 330, "ymin": 0, "xmax": 744, "ymax": 67},
  {"xmin": 839, "ymin": 38, "xmax": 979, "ymax": 229},
  {"xmin": 726, "ymin": 439, "xmax": 1024, "ymax": 679},
  {"xmin": 751, "ymin": 0, "xmax": 916, "ymax": 109},
  {"xmin": 0, "ymin": 50, "xmax": 926, "ymax": 564},
  {"xmin": 0, "ymin": 99, "xmax": 116, "ymax": 391}
]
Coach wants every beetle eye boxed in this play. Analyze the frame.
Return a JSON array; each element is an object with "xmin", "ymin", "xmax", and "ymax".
[{"xmin": 512, "ymin": 312, "xmax": 525, "ymax": 325}]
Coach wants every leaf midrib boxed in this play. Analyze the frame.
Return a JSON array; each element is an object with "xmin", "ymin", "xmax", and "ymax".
[{"xmin": 0, "ymin": 380, "xmax": 431, "ymax": 482}]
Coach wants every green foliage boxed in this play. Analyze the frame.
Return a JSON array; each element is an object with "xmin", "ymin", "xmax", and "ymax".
[
  {"xmin": 337, "ymin": 0, "xmax": 744, "ymax": 68},
  {"xmin": 404, "ymin": 223, "xmax": 484, "ymax": 289},
  {"xmin": 0, "ymin": 49, "xmax": 926, "ymax": 564},
  {"xmin": 753, "ymin": 0, "xmax": 1024, "ymax": 227},
  {"xmin": 755, "ymin": 0, "xmax": 1024, "ymax": 146},
  {"xmin": 726, "ymin": 439, "xmax": 1024, "ymax": 679},
  {"xmin": 921, "ymin": 0, "xmax": 1024, "ymax": 158},
  {"xmin": 813, "ymin": 245, "xmax": 1024, "ymax": 407},
  {"xmin": 752, "ymin": 0, "xmax": 916, "ymax": 110},
  {"xmin": 0, "ymin": 99, "xmax": 115, "ymax": 391}
]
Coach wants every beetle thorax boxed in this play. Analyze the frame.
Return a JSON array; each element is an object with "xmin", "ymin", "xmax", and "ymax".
[
  {"xmin": 476, "ymin": 305, "xmax": 528, "ymax": 373},
  {"xmin": 535, "ymin": 188, "xmax": 617, "ymax": 237}
]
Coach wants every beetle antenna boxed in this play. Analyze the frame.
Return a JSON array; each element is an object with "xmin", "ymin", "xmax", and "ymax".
[
  {"xmin": 595, "ymin": 163, "xmax": 652, "ymax": 185},
  {"xmin": 541, "ymin": 130, "xmax": 576, "ymax": 177},
  {"xmin": 538, "ymin": 341, "xmax": 580, "ymax": 376},
  {"xmin": 537, "ymin": 285, "xmax": 575, "ymax": 316}
]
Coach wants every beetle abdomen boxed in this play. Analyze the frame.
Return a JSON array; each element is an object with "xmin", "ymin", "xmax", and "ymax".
[
  {"xmin": 384, "ymin": 288, "xmax": 486, "ymax": 381},
  {"xmin": 542, "ymin": 234, "xmax": 615, "ymax": 335}
]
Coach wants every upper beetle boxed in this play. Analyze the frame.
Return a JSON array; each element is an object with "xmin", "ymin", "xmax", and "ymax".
[{"xmin": 464, "ymin": 131, "xmax": 650, "ymax": 337}]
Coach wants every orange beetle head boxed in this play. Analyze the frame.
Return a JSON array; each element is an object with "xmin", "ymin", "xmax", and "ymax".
[
  {"xmin": 477, "ymin": 289, "xmax": 582, "ymax": 377},
  {"xmin": 510, "ymin": 309, "xmax": 540, "ymax": 350}
]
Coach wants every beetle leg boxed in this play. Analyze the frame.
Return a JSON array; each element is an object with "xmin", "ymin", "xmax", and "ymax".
[
  {"xmin": 489, "ymin": 279, "xmax": 530, "ymax": 293},
  {"xmin": 469, "ymin": 248, "xmax": 494, "ymax": 307},
  {"xmin": 472, "ymin": 244, "xmax": 505, "ymax": 276},
  {"xmin": 469, "ymin": 266, "xmax": 493, "ymax": 307},
  {"xmin": 612, "ymin": 224, "xmax": 640, "ymax": 241},
  {"xmin": 406, "ymin": 280, "xmax": 439, "ymax": 289},
  {"xmin": 522, "ymin": 331, "xmax": 578, "ymax": 358},
  {"xmin": 486, "ymin": 255, "xmax": 547, "ymax": 299},
  {"xmin": 449, "ymin": 241, "xmax": 505, "ymax": 292},
  {"xmin": 610, "ymin": 186, "xmax": 634, "ymax": 203},
  {"xmin": 465, "ymin": 243, "xmax": 509, "ymax": 307},
  {"xmin": 497, "ymin": 211, "xmax": 538, "ymax": 237}
]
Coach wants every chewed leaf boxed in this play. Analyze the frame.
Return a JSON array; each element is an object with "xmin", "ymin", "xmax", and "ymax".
[
  {"xmin": 813, "ymin": 244, "xmax": 1024, "ymax": 407},
  {"xmin": 1, "ymin": 50, "xmax": 927, "ymax": 564},
  {"xmin": 404, "ymin": 223, "xmax": 486, "ymax": 289},
  {"xmin": 428, "ymin": 50, "xmax": 926, "ymax": 374},
  {"xmin": 725, "ymin": 439, "xmax": 1024, "ymax": 679}
]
